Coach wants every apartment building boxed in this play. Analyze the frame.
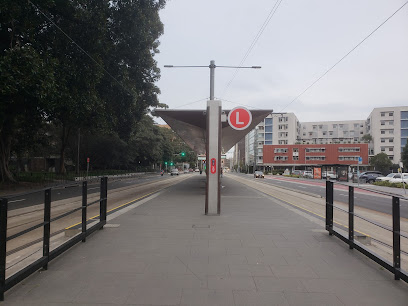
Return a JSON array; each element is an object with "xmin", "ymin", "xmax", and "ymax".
[
  {"xmin": 239, "ymin": 106, "xmax": 407, "ymax": 171},
  {"xmin": 246, "ymin": 113, "xmax": 299, "ymax": 170},
  {"xmin": 300, "ymin": 120, "xmax": 366, "ymax": 144},
  {"xmin": 366, "ymin": 106, "xmax": 408, "ymax": 163}
]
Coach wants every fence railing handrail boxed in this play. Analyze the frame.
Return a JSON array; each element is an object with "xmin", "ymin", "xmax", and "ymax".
[
  {"xmin": 325, "ymin": 180, "xmax": 407, "ymax": 283},
  {"xmin": 0, "ymin": 177, "xmax": 108, "ymax": 301},
  {"xmin": 334, "ymin": 180, "xmax": 408, "ymax": 200}
]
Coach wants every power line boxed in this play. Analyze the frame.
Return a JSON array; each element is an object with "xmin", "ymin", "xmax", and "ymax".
[
  {"xmin": 28, "ymin": 0, "xmax": 135, "ymax": 97},
  {"xmin": 221, "ymin": 0, "xmax": 284, "ymax": 97},
  {"xmin": 280, "ymin": 0, "xmax": 408, "ymax": 112},
  {"xmin": 173, "ymin": 98, "xmax": 209, "ymax": 109}
]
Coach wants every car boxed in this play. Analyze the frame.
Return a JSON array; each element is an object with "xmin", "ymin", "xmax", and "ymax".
[
  {"xmin": 292, "ymin": 170, "xmax": 303, "ymax": 176},
  {"xmin": 376, "ymin": 173, "xmax": 400, "ymax": 182},
  {"xmin": 254, "ymin": 171, "xmax": 264, "ymax": 178},
  {"xmin": 389, "ymin": 173, "xmax": 408, "ymax": 183},
  {"xmin": 195, "ymin": 168, "xmax": 200, "ymax": 172},
  {"xmin": 322, "ymin": 171, "xmax": 336, "ymax": 179},
  {"xmin": 359, "ymin": 171, "xmax": 383, "ymax": 183},
  {"xmin": 171, "ymin": 169, "xmax": 179, "ymax": 176},
  {"xmin": 184, "ymin": 169, "xmax": 189, "ymax": 174},
  {"xmin": 302, "ymin": 171, "xmax": 313, "ymax": 178}
]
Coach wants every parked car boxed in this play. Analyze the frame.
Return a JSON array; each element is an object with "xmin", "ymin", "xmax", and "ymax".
[
  {"xmin": 254, "ymin": 171, "xmax": 264, "ymax": 178},
  {"xmin": 376, "ymin": 173, "xmax": 400, "ymax": 182},
  {"xmin": 322, "ymin": 171, "xmax": 336, "ymax": 180},
  {"xmin": 389, "ymin": 173, "xmax": 408, "ymax": 183},
  {"xmin": 359, "ymin": 171, "xmax": 383, "ymax": 183},
  {"xmin": 171, "ymin": 168, "xmax": 179, "ymax": 176},
  {"xmin": 302, "ymin": 171, "xmax": 313, "ymax": 178},
  {"xmin": 292, "ymin": 170, "xmax": 303, "ymax": 176}
]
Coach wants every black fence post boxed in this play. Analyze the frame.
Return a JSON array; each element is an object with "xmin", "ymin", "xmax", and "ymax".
[
  {"xmin": 392, "ymin": 196, "xmax": 401, "ymax": 280},
  {"xmin": 0, "ymin": 198, "xmax": 8, "ymax": 301},
  {"xmin": 99, "ymin": 177, "xmax": 107, "ymax": 228},
  {"xmin": 82, "ymin": 181, "xmax": 87, "ymax": 242},
  {"xmin": 348, "ymin": 186, "xmax": 354, "ymax": 249},
  {"xmin": 326, "ymin": 181, "xmax": 333, "ymax": 235},
  {"xmin": 43, "ymin": 189, "xmax": 51, "ymax": 270}
]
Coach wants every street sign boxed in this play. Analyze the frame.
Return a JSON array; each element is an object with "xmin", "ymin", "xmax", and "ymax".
[
  {"xmin": 228, "ymin": 107, "xmax": 252, "ymax": 130},
  {"xmin": 358, "ymin": 157, "xmax": 362, "ymax": 165},
  {"xmin": 210, "ymin": 158, "xmax": 216, "ymax": 174}
]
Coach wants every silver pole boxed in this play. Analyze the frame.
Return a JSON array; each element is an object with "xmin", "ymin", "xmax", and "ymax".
[{"xmin": 210, "ymin": 60, "xmax": 215, "ymax": 100}]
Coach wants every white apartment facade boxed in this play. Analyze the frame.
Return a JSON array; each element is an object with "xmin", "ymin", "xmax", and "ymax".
[
  {"xmin": 300, "ymin": 120, "xmax": 366, "ymax": 145},
  {"xmin": 366, "ymin": 106, "xmax": 408, "ymax": 163}
]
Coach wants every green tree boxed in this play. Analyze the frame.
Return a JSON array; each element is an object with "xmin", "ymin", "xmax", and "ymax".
[
  {"xmin": 361, "ymin": 134, "xmax": 372, "ymax": 143},
  {"xmin": 370, "ymin": 153, "xmax": 392, "ymax": 174},
  {"xmin": 0, "ymin": 0, "xmax": 56, "ymax": 181},
  {"xmin": 401, "ymin": 142, "xmax": 408, "ymax": 169}
]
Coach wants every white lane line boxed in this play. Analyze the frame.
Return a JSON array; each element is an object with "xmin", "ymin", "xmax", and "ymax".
[
  {"xmin": 88, "ymin": 187, "xmax": 99, "ymax": 190},
  {"xmin": 299, "ymin": 186, "xmax": 307, "ymax": 189},
  {"xmin": 9, "ymin": 199, "xmax": 26, "ymax": 203},
  {"xmin": 339, "ymin": 194, "xmax": 348, "ymax": 196}
]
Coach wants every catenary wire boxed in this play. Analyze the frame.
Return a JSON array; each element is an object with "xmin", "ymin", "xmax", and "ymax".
[
  {"xmin": 28, "ymin": 0, "xmax": 136, "ymax": 98},
  {"xmin": 221, "ymin": 0, "xmax": 284, "ymax": 97},
  {"xmin": 279, "ymin": 0, "xmax": 408, "ymax": 112},
  {"xmin": 173, "ymin": 98, "xmax": 209, "ymax": 109}
]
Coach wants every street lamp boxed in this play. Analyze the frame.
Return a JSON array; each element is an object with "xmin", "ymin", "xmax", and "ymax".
[{"xmin": 164, "ymin": 61, "xmax": 261, "ymax": 100}]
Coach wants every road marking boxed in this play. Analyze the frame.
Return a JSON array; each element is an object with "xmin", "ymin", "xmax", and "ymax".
[
  {"xmin": 339, "ymin": 194, "xmax": 348, "ymax": 196},
  {"xmin": 88, "ymin": 187, "xmax": 99, "ymax": 190},
  {"xmin": 299, "ymin": 186, "xmax": 307, "ymax": 189},
  {"xmin": 66, "ymin": 190, "xmax": 157, "ymax": 229},
  {"xmin": 9, "ymin": 199, "xmax": 26, "ymax": 203}
]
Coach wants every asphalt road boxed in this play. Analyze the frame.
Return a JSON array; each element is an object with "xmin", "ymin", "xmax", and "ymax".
[
  {"xmin": 232, "ymin": 173, "xmax": 408, "ymax": 219},
  {"xmin": 5, "ymin": 173, "xmax": 185, "ymax": 211}
]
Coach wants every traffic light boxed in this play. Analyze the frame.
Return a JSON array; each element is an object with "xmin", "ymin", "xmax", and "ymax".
[
  {"xmin": 164, "ymin": 162, "xmax": 168, "ymax": 165},
  {"xmin": 181, "ymin": 152, "xmax": 185, "ymax": 157},
  {"xmin": 170, "ymin": 162, "xmax": 174, "ymax": 166}
]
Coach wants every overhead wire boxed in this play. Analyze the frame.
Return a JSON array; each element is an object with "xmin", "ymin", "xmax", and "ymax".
[
  {"xmin": 279, "ymin": 0, "xmax": 408, "ymax": 112},
  {"xmin": 220, "ymin": 0, "xmax": 284, "ymax": 98}
]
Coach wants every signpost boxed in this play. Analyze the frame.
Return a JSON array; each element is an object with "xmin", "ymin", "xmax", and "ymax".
[
  {"xmin": 228, "ymin": 107, "xmax": 252, "ymax": 130},
  {"xmin": 357, "ymin": 156, "xmax": 362, "ymax": 186},
  {"xmin": 86, "ymin": 157, "xmax": 90, "ymax": 179}
]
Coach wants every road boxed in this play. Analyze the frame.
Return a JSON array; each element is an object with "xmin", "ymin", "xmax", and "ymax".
[
  {"xmin": 4, "ymin": 173, "xmax": 177, "ymax": 210},
  {"xmin": 232, "ymin": 173, "xmax": 408, "ymax": 219}
]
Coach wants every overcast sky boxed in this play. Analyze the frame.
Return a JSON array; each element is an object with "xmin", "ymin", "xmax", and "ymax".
[{"xmin": 154, "ymin": 0, "xmax": 408, "ymax": 124}]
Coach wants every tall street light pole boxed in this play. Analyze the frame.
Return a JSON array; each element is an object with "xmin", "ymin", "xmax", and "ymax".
[{"xmin": 164, "ymin": 60, "xmax": 261, "ymax": 215}]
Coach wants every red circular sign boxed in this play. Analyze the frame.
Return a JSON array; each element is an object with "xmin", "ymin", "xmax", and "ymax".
[{"xmin": 228, "ymin": 107, "xmax": 252, "ymax": 130}]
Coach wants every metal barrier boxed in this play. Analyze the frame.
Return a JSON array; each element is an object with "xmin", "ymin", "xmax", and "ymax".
[
  {"xmin": 0, "ymin": 177, "xmax": 108, "ymax": 301},
  {"xmin": 325, "ymin": 180, "xmax": 407, "ymax": 283}
]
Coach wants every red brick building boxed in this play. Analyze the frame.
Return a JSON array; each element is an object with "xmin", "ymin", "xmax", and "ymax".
[{"xmin": 263, "ymin": 143, "xmax": 369, "ymax": 167}]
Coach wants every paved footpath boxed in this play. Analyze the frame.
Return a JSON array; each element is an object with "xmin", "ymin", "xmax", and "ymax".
[{"xmin": 3, "ymin": 175, "xmax": 408, "ymax": 305}]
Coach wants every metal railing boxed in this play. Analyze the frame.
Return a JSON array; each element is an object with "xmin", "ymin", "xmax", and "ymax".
[
  {"xmin": 0, "ymin": 177, "xmax": 108, "ymax": 301},
  {"xmin": 325, "ymin": 180, "xmax": 407, "ymax": 282}
]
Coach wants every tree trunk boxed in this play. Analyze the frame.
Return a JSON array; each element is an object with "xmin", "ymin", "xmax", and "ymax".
[
  {"xmin": 0, "ymin": 133, "xmax": 15, "ymax": 183},
  {"xmin": 58, "ymin": 124, "xmax": 71, "ymax": 174}
]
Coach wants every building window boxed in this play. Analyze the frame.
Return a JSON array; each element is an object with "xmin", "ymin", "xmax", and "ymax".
[
  {"xmin": 333, "ymin": 124, "xmax": 337, "ymax": 128},
  {"xmin": 319, "ymin": 125, "xmax": 322, "ymax": 129},
  {"xmin": 293, "ymin": 156, "xmax": 299, "ymax": 160},
  {"xmin": 274, "ymin": 156, "xmax": 288, "ymax": 161},
  {"xmin": 389, "ymin": 112, "xmax": 393, "ymax": 116},
  {"xmin": 329, "ymin": 131, "xmax": 333, "ymax": 136},
  {"xmin": 323, "ymin": 132, "xmax": 326, "ymax": 136},
  {"xmin": 381, "ymin": 139, "xmax": 385, "ymax": 143},
  {"xmin": 338, "ymin": 147, "xmax": 360, "ymax": 152},
  {"xmin": 338, "ymin": 156, "xmax": 359, "ymax": 161},
  {"xmin": 401, "ymin": 111, "xmax": 408, "ymax": 120},
  {"xmin": 339, "ymin": 124, "xmax": 344, "ymax": 128},
  {"xmin": 389, "ymin": 147, "xmax": 394, "ymax": 152},
  {"xmin": 306, "ymin": 156, "xmax": 326, "ymax": 161},
  {"xmin": 265, "ymin": 141, "xmax": 272, "ymax": 145},
  {"xmin": 305, "ymin": 148, "xmax": 326, "ymax": 153},
  {"xmin": 293, "ymin": 148, "xmax": 299, "ymax": 153},
  {"xmin": 265, "ymin": 133, "xmax": 272, "ymax": 141},
  {"xmin": 389, "ymin": 138, "xmax": 394, "ymax": 143},
  {"xmin": 381, "ymin": 121, "xmax": 385, "ymax": 126},
  {"xmin": 265, "ymin": 126, "xmax": 272, "ymax": 132},
  {"xmin": 360, "ymin": 131, "xmax": 363, "ymax": 135},
  {"xmin": 381, "ymin": 130, "xmax": 385, "ymax": 134},
  {"xmin": 381, "ymin": 147, "xmax": 385, "ymax": 152},
  {"xmin": 274, "ymin": 148, "xmax": 288, "ymax": 153},
  {"xmin": 381, "ymin": 112, "xmax": 385, "ymax": 117},
  {"xmin": 265, "ymin": 118, "xmax": 273, "ymax": 125}
]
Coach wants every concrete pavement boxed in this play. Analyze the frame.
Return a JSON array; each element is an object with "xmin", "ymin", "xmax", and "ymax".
[{"xmin": 3, "ymin": 174, "xmax": 408, "ymax": 305}]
